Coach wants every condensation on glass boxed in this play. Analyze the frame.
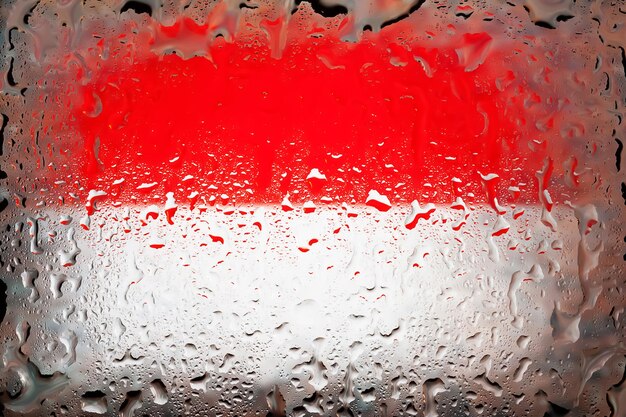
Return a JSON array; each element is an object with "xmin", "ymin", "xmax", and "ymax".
[{"xmin": 0, "ymin": 0, "xmax": 625, "ymax": 416}]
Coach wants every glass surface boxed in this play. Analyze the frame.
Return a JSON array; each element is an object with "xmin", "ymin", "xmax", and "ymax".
[{"xmin": 0, "ymin": 0, "xmax": 625, "ymax": 416}]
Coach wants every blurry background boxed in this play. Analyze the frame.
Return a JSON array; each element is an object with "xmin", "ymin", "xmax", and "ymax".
[{"xmin": 0, "ymin": 0, "xmax": 625, "ymax": 416}]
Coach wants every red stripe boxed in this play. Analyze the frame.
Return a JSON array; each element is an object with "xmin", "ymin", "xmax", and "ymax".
[{"xmin": 47, "ymin": 15, "xmax": 562, "ymax": 210}]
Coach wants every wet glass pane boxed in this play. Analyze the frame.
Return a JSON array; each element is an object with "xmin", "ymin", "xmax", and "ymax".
[{"xmin": 0, "ymin": 0, "xmax": 625, "ymax": 416}]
